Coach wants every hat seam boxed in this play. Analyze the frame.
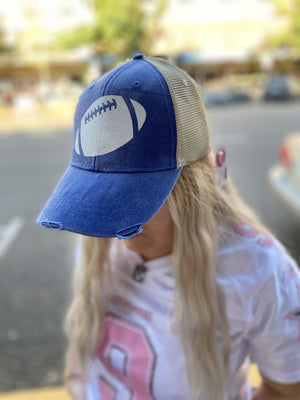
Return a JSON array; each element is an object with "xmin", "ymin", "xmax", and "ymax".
[
  {"xmin": 70, "ymin": 161, "xmax": 179, "ymax": 173},
  {"xmin": 145, "ymin": 58, "xmax": 176, "ymax": 169},
  {"xmin": 91, "ymin": 60, "xmax": 133, "ymax": 171}
]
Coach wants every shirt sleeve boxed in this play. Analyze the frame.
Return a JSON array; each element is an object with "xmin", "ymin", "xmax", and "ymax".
[{"xmin": 246, "ymin": 246, "xmax": 300, "ymax": 384}]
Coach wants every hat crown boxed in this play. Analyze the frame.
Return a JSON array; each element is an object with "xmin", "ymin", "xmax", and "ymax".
[{"xmin": 71, "ymin": 56, "xmax": 209, "ymax": 173}]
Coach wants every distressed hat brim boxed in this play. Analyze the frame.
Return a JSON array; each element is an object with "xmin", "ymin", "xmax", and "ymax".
[{"xmin": 37, "ymin": 165, "xmax": 181, "ymax": 238}]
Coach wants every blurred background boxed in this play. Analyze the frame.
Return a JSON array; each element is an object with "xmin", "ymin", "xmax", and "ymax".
[{"xmin": 0, "ymin": 0, "xmax": 300, "ymax": 394}]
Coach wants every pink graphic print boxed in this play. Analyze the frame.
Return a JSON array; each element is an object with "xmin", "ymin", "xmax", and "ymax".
[
  {"xmin": 99, "ymin": 377, "xmax": 116, "ymax": 400},
  {"xmin": 284, "ymin": 262, "xmax": 299, "ymax": 282},
  {"xmin": 97, "ymin": 314, "xmax": 156, "ymax": 399},
  {"xmin": 234, "ymin": 222, "xmax": 273, "ymax": 248}
]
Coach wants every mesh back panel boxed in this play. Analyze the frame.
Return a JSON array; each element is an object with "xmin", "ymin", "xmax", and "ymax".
[{"xmin": 146, "ymin": 57, "xmax": 209, "ymax": 168}]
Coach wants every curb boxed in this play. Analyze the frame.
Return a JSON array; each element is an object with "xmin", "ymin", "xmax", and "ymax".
[
  {"xmin": 0, "ymin": 387, "xmax": 70, "ymax": 400},
  {"xmin": 0, "ymin": 104, "xmax": 74, "ymax": 134}
]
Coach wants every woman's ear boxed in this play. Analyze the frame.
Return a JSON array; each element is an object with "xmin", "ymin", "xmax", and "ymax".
[{"xmin": 206, "ymin": 150, "xmax": 216, "ymax": 171}]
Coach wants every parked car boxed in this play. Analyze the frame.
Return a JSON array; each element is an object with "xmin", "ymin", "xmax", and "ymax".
[
  {"xmin": 264, "ymin": 75, "xmax": 291, "ymax": 101},
  {"xmin": 268, "ymin": 133, "xmax": 300, "ymax": 219},
  {"xmin": 203, "ymin": 90, "xmax": 232, "ymax": 107},
  {"xmin": 203, "ymin": 89, "xmax": 251, "ymax": 107}
]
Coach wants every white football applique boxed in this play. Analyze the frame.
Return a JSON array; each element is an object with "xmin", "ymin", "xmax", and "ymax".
[{"xmin": 75, "ymin": 95, "xmax": 146, "ymax": 157}]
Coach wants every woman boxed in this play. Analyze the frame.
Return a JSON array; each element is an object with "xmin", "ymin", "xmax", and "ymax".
[{"xmin": 37, "ymin": 55, "xmax": 300, "ymax": 399}]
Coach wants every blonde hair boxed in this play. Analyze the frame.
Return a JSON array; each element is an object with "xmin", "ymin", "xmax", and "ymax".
[{"xmin": 64, "ymin": 155, "xmax": 262, "ymax": 400}]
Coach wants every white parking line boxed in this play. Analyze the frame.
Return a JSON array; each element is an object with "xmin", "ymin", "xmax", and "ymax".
[{"xmin": 0, "ymin": 217, "xmax": 25, "ymax": 259}]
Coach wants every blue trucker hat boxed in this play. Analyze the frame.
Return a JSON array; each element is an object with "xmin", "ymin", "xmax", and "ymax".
[{"xmin": 37, "ymin": 54, "xmax": 209, "ymax": 239}]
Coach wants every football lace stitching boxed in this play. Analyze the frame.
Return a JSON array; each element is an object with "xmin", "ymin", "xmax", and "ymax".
[{"xmin": 84, "ymin": 98, "xmax": 117, "ymax": 124}]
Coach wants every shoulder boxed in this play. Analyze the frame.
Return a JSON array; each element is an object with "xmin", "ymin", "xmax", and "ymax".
[
  {"xmin": 217, "ymin": 224, "xmax": 300, "ymax": 384},
  {"xmin": 216, "ymin": 222, "xmax": 299, "ymax": 298}
]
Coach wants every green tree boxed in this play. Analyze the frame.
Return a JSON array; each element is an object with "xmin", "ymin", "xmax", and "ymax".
[
  {"xmin": 58, "ymin": 0, "xmax": 167, "ymax": 57},
  {"xmin": 0, "ymin": 16, "xmax": 13, "ymax": 53},
  {"xmin": 267, "ymin": 0, "xmax": 300, "ymax": 52}
]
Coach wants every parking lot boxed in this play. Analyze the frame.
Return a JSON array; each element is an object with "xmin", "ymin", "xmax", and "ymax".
[{"xmin": 0, "ymin": 100, "xmax": 299, "ymax": 393}]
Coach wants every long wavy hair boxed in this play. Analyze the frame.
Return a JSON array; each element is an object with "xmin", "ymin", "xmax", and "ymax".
[{"xmin": 64, "ymin": 155, "xmax": 262, "ymax": 400}]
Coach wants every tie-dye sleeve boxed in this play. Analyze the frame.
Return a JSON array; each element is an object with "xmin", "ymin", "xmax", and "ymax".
[{"xmin": 247, "ymin": 249, "xmax": 300, "ymax": 383}]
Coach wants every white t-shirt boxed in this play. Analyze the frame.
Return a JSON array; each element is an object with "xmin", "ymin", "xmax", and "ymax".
[{"xmin": 85, "ymin": 223, "xmax": 300, "ymax": 400}]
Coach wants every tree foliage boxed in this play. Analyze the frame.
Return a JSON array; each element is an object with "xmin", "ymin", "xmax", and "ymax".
[
  {"xmin": 58, "ymin": 0, "xmax": 167, "ymax": 57},
  {"xmin": 267, "ymin": 0, "xmax": 300, "ymax": 51}
]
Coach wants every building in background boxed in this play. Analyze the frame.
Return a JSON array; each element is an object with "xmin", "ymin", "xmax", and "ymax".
[
  {"xmin": 0, "ymin": 0, "xmax": 93, "ymax": 82},
  {"xmin": 0, "ymin": 0, "xmax": 94, "ymax": 106},
  {"xmin": 0, "ymin": 0, "xmax": 298, "ymax": 106},
  {"xmin": 152, "ymin": 0, "xmax": 290, "ymax": 78},
  {"xmin": 0, "ymin": 0, "xmax": 92, "ymax": 50}
]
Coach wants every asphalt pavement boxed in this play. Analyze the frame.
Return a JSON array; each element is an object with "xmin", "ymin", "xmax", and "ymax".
[
  {"xmin": 0, "ymin": 101, "xmax": 299, "ymax": 394},
  {"xmin": 208, "ymin": 101, "xmax": 300, "ymax": 261}
]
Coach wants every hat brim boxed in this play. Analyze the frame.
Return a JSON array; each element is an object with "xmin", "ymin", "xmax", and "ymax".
[{"xmin": 37, "ymin": 165, "xmax": 181, "ymax": 238}]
